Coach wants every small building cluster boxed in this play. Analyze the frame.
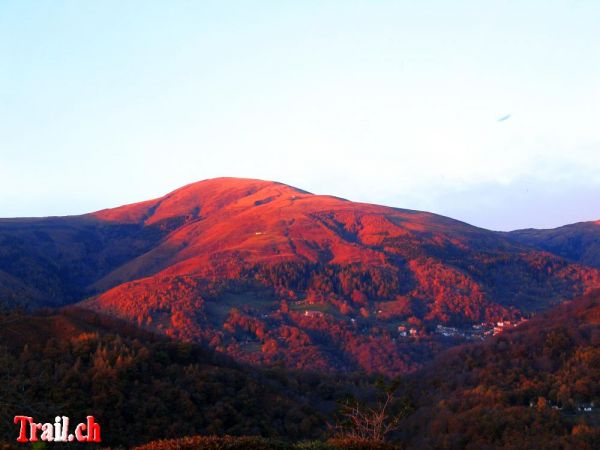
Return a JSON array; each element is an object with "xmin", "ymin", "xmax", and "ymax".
[
  {"xmin": 492, "ymin": 318, "xmax": 528, "ymax": 336},
  {"xmin": 397, "ymin": 325, "xmax": 418, "ymax": 337},
  {"xmin": 432, "ymin": 323, "xmax": 491, "ymax": 340}
]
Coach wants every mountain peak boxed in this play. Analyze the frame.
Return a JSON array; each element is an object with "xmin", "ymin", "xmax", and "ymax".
[{"xmin": 92, "ymin": 177, "xmax": 310, "ymax": 225}]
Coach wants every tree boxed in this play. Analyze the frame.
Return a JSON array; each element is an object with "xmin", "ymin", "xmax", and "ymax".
[{"xmin": 332, "ymin": 380, "xmax": 411, "ymax": 443}]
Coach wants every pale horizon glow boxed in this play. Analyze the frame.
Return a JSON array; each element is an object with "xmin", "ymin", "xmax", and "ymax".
[{"xmin": 1, "ymin": 1, "xmax": 599, "ymax": 231}]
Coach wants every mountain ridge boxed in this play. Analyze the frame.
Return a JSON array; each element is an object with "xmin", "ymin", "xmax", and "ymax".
[{"xmin": 1, "ymin": 177, "xmax": 599, "ymax": 374}]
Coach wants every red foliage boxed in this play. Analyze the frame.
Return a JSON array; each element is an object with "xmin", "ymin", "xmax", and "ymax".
[{"xmin": 65, "ymin": 178, "xmax": 600, "ymax": 374}]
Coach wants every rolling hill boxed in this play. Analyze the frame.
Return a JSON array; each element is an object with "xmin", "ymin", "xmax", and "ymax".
[
  {"xmin": 508, "ymin": 221, "xmax": 600, "ymax": 269},
  {"xmin": 0, "ymin": 215, "xmax": 165, "ymax": 307},
  {"xmin": 1, "ymin": 177, "xmax": 599, "ymax": 374},
  {"xmin": 0, "ymin": 307, "xmax": 343, "ymax": 448},
  {"xmin": 398, "ymin": 289, "xmax": 600, "ymax": 449}
]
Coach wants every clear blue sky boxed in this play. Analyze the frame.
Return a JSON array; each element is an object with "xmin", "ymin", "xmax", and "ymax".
[{"xmin": 1, "ymin": 1, "xmax": 599, "ymax": 230}]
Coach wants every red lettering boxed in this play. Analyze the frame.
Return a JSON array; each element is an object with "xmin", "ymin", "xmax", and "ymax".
[
  {"xmin": 75, "ymin": 423, "xmax": 87, "ymax": 442},
  {"xmin": 29, "ymin": 422, "xmax": 41, "ymax": 442},
  {"xmin": 86, "ymin": 416, "xmax": 101, "ymax": 443},
  {"xmin": 13, "ymin": 416, "xmax": 32, "ymax": 443}
]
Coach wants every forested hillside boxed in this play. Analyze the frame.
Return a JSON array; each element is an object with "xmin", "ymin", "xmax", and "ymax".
[{"xmin": 1, "ymin": 178, "xmax": 599, "ymax": 375}]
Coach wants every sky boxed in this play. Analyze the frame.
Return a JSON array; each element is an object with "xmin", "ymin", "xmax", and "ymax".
[{"xmin": 1, "ymin": 1, "xmax": 599, "ymax": 231}]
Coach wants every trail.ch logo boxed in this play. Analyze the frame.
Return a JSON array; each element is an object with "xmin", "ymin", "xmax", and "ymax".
[{"xmin": 13, "ymin": 416, "xmax": 101, "ymax": 443}]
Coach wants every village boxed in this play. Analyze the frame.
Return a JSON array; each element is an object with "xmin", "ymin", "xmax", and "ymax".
[
  {"xmin": 430, "ymin": 318, "xmax": 530, "ymax": 340},
  {"xmin": 394, "ymin": 318, "xmax": 529, "ymax": 340},
  {"xmin": 297, "ymin": 299, "xmax": 529, "ymax": 342}
]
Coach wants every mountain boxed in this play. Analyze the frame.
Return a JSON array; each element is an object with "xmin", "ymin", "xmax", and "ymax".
[
  {"xmin": 508, "ymin": 220, "xmax": 600, "ymax": 269},
  {"xmin": 1, "ymin": 177, "xmax": 599, "ymax": 374}
]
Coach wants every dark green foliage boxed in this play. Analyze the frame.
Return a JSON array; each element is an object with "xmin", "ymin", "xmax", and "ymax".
[
  {"xmin": 396, "ymin": 291, "xmax": 600, "ymax": 449},
  {"xmin": 0, "ymin": 311, "xmax": 355, "ymax": 448},
  {"xmin": 2, "ymin": 292, "xmax": 599, "ymax": 449},
  {"xmin": 131, "ymin": 435, "xmax": 402, "ymax": 450}
]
